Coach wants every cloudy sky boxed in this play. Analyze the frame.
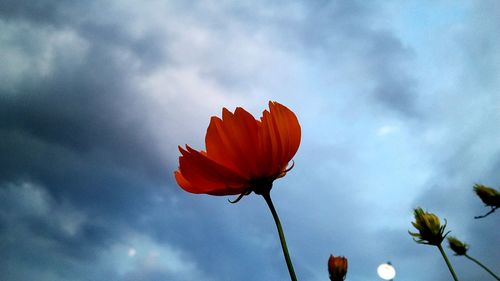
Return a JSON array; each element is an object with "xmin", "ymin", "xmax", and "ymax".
[{"xmin": 1, "ymin": 0, "xmax": 499, "ymax": 280}]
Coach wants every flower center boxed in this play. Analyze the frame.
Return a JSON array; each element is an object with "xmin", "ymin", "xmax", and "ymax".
[{"xmin": 250, "ymin": 179, "xmax": 273, "ymax": 195}]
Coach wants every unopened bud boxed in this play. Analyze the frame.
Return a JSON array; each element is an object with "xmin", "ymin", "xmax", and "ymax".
[
  {"xmin": 447, "ymin": 236, "xmax": 469, "ymax": 256},
  {"xmin": 409, "ymin": 207, "xmax": 449, "ymax": 246},
  {"xmin": 473, "ymin": 184, "xmax": 500, "ymax": 208},
  {"xmin": 328, "ymin": 255, "xmax": 348, "ymax": 281}
]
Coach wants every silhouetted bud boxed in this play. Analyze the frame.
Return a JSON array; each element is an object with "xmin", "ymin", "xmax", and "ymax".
[
  {"xmin": 447, "ymin": 236, "xmax": 469, "ymax": 256},
  {"xmin": 328, "ymin": 255, "xmax": 348, "ymax": 281},
  {"xmin": 409, "ymin": 207, "xmax": 449, "ymax": 246},
  {"xmin": 473, "ymin": 184, "xmax": 500, "ymax": 208}
]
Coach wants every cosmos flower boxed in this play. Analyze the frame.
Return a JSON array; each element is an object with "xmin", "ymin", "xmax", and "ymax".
[
  {"xmin": 409, "ymin": 207, "xmax": 449, "ymax": 246},
  {"xmin": 473, "ymin": 184, "xmax": 500, "ymax": 207},
  {"xmin": 409, "ymin": 208, "xmax": 459, "ymax": 281},
  {"xmin": 174, "ymin": 101, "xmax": 301, "ymax": 197},
  {"xmin": 328, "ymin": 255, "xmax": 348, "ymax": 281},
  {"xmin": 174, "ymin": 101, "xmax": 302, "ymax": 281},
  {"xmin": 473, "ymin": 184, "xmax": 500, "ymax": 219},
  {"xmin": 447, "ymin": 236, "xmax": 469, "ymax": 256}
]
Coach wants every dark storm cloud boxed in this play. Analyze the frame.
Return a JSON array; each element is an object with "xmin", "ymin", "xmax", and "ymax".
[
  {"xmin": 0, "ymin": 1, "xmax": 183, "ymax": 279},
  {"xmin": 0, "ymin": 65, "xmax": 186, "ymax": 281},
  {"xmin": 0, "ymin": 8, "xmax": 169, "ymax": 182},
  {"xmin": 0, "ymin": 182, "xmax": 119, "ymax": 281},
  {"xmin": 0, "ymin": 0, "xmax": 66, "ymax": 24}
]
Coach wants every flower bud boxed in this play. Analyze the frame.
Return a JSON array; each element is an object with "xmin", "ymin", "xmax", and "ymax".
[
  {"xmin": 409, "ymin": 207, "xmax": 449, "ymax": 246},
  {"xmin": 473, "ymin": 184, "xmax": 500, "ymax": 208},
  {"xmin": 328, "ymin": 255, "xmax": 348, "ymax": 281},
  {"xmin": 447, "ymin": 236, "xmax": 469, "ymax": 256}
]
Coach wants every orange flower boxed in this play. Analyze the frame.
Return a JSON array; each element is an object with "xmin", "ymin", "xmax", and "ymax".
[
  {"xmin": 174, "ymin": 101, "xmax": 301, "ymax": 197},
  {"xmin": 328, "ymin": 255, "xmax": 348, "ymax": 281}
]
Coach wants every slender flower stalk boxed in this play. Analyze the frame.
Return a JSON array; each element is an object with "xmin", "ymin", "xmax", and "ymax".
[
  {"xmin": 464, "ymin": 254, "xmax": 500, "ymax": 281},
  {"xmin": 437, "ymin": 244, "xmax": 460, "ymax": 281},
  {"xmin": 448, "ymin": 236, "xmax": 500, "ymax": 280},
  {"xmin": 261, "ymin": 190, "xmax": 297, "ymax": 281},
  {"xmin": 409, "ymin": 208, "xmax": 459, "ymax": 281}
]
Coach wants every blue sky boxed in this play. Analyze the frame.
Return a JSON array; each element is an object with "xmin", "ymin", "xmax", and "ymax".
[{"xmin": 0, "ymin": 1, "xmax": 499, "ymax": 280}]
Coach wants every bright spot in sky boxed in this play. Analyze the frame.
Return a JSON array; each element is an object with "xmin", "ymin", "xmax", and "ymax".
[
  {"xmin": 377, "ymin": 263, "xmax": 396, "ymax": 280},
  {"xmin": 128, "ymin": 247, "xmax": 136, "ymax": 257},
  {"xmin": 377, "ymin": 125, "xmax": 399, "ymax": 137}
]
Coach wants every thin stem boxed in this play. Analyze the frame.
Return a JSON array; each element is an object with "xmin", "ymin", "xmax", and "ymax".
[
  {"xmin": 474, "ymin": 206, "xmax": 497, "ymax": 219},
  {"xmin": 465, "ymin": 254, "xmax": 500, "ymax": 280},
  {"xmin": 261, "ymin": 191, "xmax": 298, "ymax": 281},
  {"xmin": 437, "ymin": 244, "xmax": 460, "ymax": 281}
]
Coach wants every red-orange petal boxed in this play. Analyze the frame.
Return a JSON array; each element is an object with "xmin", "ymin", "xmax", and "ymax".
[
  {"xmin": 269, "ymin": 101, "xmax": 301, "ymax": 166},
  {"xmin": 205, "ymin": 107, "xmax": 260, "ymax": 179},
  {"xmin": 174, "ymin": 170, "xmax": 192, "ymax": 190},
  {"xmin": 258, "ymin": 109, "xmax": 280, "ymax": 177},
  {"xmin": 174, "ymin": 101, "xmax": 301, "ymax": 195},
  {"xmin": 231, "ymin": 107, "xmax": 261, "ymax": 177},
  {"xmin": 257, "ymin": 101, "xmax": 301, "ymax": 177},
  {"xmin": 176, "ymin": 145, "xmax": 248, "ymax": 195}
]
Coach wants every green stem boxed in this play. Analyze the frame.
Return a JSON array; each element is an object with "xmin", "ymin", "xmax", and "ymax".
[
  {"xmin": 261, "ymin": 191, "xmax": 298, "ymax": 281},
  {"xmin": 465, "ymin": 254, "xmax": 500, "ymax": 281},
  {"xmin": 437, "ymin": 244, "xmax": 460, "ymax": 281}
]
